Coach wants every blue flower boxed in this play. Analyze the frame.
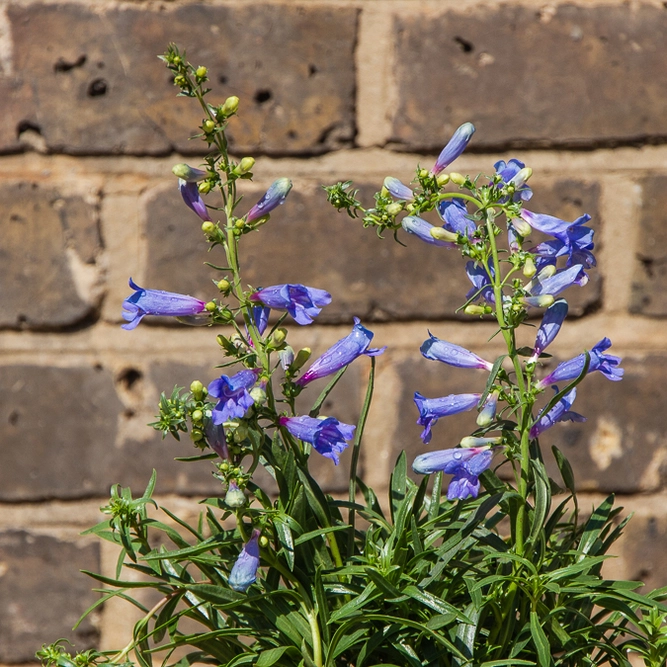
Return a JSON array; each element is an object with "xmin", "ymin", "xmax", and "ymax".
[
  {"xmin": 178, "ymin": 179, "xmax": 212, "ymax": 222},
  {"xmin": 208, "ymin": 369, "xmax": 260, "ymax": 425},
  {"xmin": 437, "ymin": 198, "xmax": 477, "ymax": 238},
  {"xmin": 421, "ymin": 333, "xmax": 493, "ymax": 371},
  {"xmin": 494, "ymin": 159, "xmax": 533, "ymax": 201},
  {"xmin": 431, "ymin": 122, "xmax": 476, "ymax": 176},
  {"xmin": 384, "ymin": 177, "xmax": 414, "ymax": 200},
  {"xmin": 279, "ymin": 415, "xmax": 355, "ymax": 464},
  {"xmin": 524, "ymin": 265, "xmax": 588, "ymax": 307},
  {"xmin": 250, "ymin": 284, "xmax": 331, "ymax": 326},
  {"xmin": 536, "ymin": 338, "xmax": 623, "ymax": 390},
  {"xmin": 412, "ymin": 446, "xmax": 495, "ymax": 500},
  {"xmin": 531, "ymin": 299, "xmax": 568, "ymax": 361},
  {"xmin": 401, "ymin": 215, "xmax": 457, "ymax": 247},
  {"xmin": 228, "ymin": 529, "xmax": 261, "ymax": 592},
  {"xmin": 296, "ymin": 318, "xmax": 385, "ymax": 386},
  {"xmin": 465, "ymin": 262, "xmax": 495, "ymax": 304},
  {"xmin": 252, "ymin": 306, "xmax": 271, "ymax": 336},
  {"xmin": 121, "ymin": 278, "xmax": 207, "ymax": 330},
  {"xmin": 414, "ymin": 392, "xmax": 481, "ymax": 444},
  {"xmin": 246, "ymin": 178, "xmax": 293, "ymax": 223},
  {"xmin": 529, "ymin": 387, "xmax": 585, "ymax": 439},
  {"xmin": 205, "ymin": 421, "xmax": 229, "ymax": 459}
]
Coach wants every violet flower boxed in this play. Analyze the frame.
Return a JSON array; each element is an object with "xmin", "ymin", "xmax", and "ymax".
[
  {"xmin": 414, "ymin": 392, "xmax": 481, "ymax": 444},
  {"xmin": 437, "ymin": 198, "xmax": 476, "ymax": 238},
  {"xmin": 208, "ymin": 369, "xmax": 260, "ymax": 425},
  {"xmin": 494, "ymin": 159, "xmax": 533, "ymax": 201},
  {"xmin": 250, "ymin": 284, "xmax": 331, "ymax": 326},
  {"xmin": 421, "ymin": 333, "xmax": 494, "ymax": 371},
  {"xmin": 178, "ymin": 179, "xmax": 212, "ymax": 222},
  {"xmin": 296, "ymin": 318, "xmax": 385, "ymax": 386},
  {"xmin": 531, "ymin": 299, "xmax": 568, "ymax": 362},
  {"xmin": 252, "ymin": 306, "xmax": 271, "ymax": 336},
  {"xmin": 524, "ymin": 265, "xmax": 588, "ymax": 307},
  {"xmin": 121, "ymin": 278, "xmax": 207, "ymax": 330},
  {"xmin": 384, "ymin": 176, "xmax": 414, "ymax": 200},
  {"xmin": 205, "ymin": 420, "xmax": 229, "ymax": 460},
  {"xmin": 402, "ymin": 215, "xmax": 456, "ymax": 247},
  {"xmin": 529, "ymin": 387, "xmax": 585, "ymax": 439},
  {"xmin": 279, "ymin": 415, "xmax": 355, "ymax": 464},
  {"xmin": 431, "ymin": 122, "xmax": 476, "ymax": 176},
  {"xmin": 246, "ymin": 178, "xmax": 293, "ymax": 223},
  {"xmin": 228, "ymin": 529, "xmax": 260, "ymax": 592},
  {"xmin": 535, "ymin": 338, "xmax": 623, "ymax": 390},
  {"xmin": 465, "ymin": 262, "xmax": 495, "ymax": 304},
  {"xmin": 412, "ymin": 446, "xmax": 494, "ymax": 500}
]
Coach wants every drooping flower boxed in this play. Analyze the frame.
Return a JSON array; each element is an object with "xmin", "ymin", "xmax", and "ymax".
[
  {"xmin": 279, "ymin": 415, "xmax": 355, "ymax": 464},
  {"xmin": 121, "ymin": 279, "xmax": 207, "ymax": 330},
  {"xmin": 178, "ymin": 180, "xmax": 212, "ymax": 222},
  {"xmin": 401, "ymin": 215, "xmax": 457, "ymax": 247},
  {"xmin": 465, "ymin": 262, "xmax": 495, "ymax": 304},
  {"xmin": 228, "ymin": 529, "xmax": 261, "ymax": 592},
  {"xmin": 529, "ymin": 387, "xmax": 585, "ymax": 439},
  {"xmin": 249, "ymin": 284, "xmax": 331, "ymax": 326},
  {"xmin": 412, "ymin": 446, "xmax": 494, "ymax": 500},
  {"xmin": 535, "ymin": 338, "xmax": 623, "ymax": 390},
  {"xmin": 208, "ymin": 369, "xmax": 260, "ymax": 425},
  {"xmin": 384, "ymin": 177, "xmax": 414, "ymax": 200},
  {"xmin": 431, "ymin": 122, "xmax": 476, "ymax": 176},
  {"xmin": 296, "ymin": 318, "xmax": 385, "ymax": 386},
  {"xmin": 437, "ymin": 198, "xmax": 477, "ymax": 237},
  {"xmin": 524, "ymin": 265, "xmax": 588, "ymax": 307},
  {"xmin": 224, "ymin": 480, "xmax": 246, "ymax": 508},
  {"xmin": 414, "ymin": 392, "xmax": 481, "ymax": 444},
  {"xmin": 494, "ymin": 159, "xmax": 533, "ymax": 201},
  {"xmin": 246, "ymin": 178, "xmax": 293, "ymax": 223},
  {"xmin": 531, "ymin": 299, "xmax": 568, "ymax": 362},
  {"xmin": 421, "ymin": 333, "xmax": 494, "ymax": 371}
]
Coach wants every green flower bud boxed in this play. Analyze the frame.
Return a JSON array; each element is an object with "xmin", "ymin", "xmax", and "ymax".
[
  {"xmin": 190, "ymin": 380, "xmax": 205, "ymax": 400},
  {"xmin": 205, "ymin": 301, "xmax": 217, "ymax": 312},
  {"xmin": 464, "ymin": 304, "xmax": 486, "ymax": 316},
  {"xmin": 198, "ymin": 180, "xmax": 213, "ymax": 194},
  {"xmin": 173, "ymin": 74, "xmax": 187, "ymax": 87},
  {"xmin": 195, "ymin": 66, "xmax": 208, "ymax": 79},
  {"xmin": 224, "ymin": 481, "xmax": 246, "ymax": 508},
  {"xmin": 271, "ymin": 328, "xmax": 287, "ymax": 346},
  {"xmin": 259, "ymin": 535, "xmax": 269, "ymax": 548},
  {"xmin": 233, "ymin": 423, "xmax": 248, "ymax": 442},
  {"xmin": 234, "ymin": 219, "xmax": 245, "ymax": 229},
  {"xmin": 191, "ymin": 429, "xmax": 204, "ymax": 442},
  {"xmin": 172, "ymin": 163, "xmax": 207, "ymax": 182},
  {"xmin": 418, "ymin": 168, "xmax": 429, "ymax": 179},
  {"xmin": 202, "ymin": 221, "xmax": 216, "ymax": 235},
  {"xmin": 386, "ymin": 202, "xmax": 403, "ymax": 216},
  {"xmin": 203, "ymin": 119, "xmax": 216, "ymax": 134},
  {"xmin": 191, "ymin": 409, "xmax": 203, "ymax": 422},
  {"xmin": 430, "ymin": 227, "xmax": 458, "ymax": 243},
  {"xmin": 523, "ymin": 257, "xmax": 536, "ymax": 278},
  {"xmin": 217, "ymin": 279, "xmax": 231, "ymax": 294},
  {"xmin": 436, "ymin": 174, "xmax": 450, "ymax": 187},
  {"xmin": 221, "ymin": 95, "xmax": 240, "ymax": 116},
  {"xmin": 250, "ymin": 386, "xmax": 267, "ymax": 405},
  {"xmin": 512, "ymin": 217, "xmax": 532, "ymax": 237},
  {"xmin": 449, "ymin": 172, "xmax": 466, "ymax": 186},
  {"xmin": 237, "ymin": 157, "xmax": 255, "ymax": 174},
  {"xmin": 292, "ymin": 347, "xmax": 312, "ymax": 371},
  {"xmin": 460, "ymin": 436, "xmax": 502, "ymax": 448}
]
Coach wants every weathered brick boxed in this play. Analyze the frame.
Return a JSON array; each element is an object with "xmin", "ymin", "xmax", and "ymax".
[
  {"xmin": 630, "ymin": 175, "xmax": 667, "ymax": 315},
  {"xmin": 0, "ymin": 182, "xmax": 101, "ymax": 329},
  {"xmin": 392, "ymin": 4, "xmax": 667, "ymax": 150},
  {"xmin": 0, "ymin": 531, "xmax": 99, "ymax": 662},
  {"xmin": 6, "ymin": 4, "xmax": 357, "ymax": 155}
]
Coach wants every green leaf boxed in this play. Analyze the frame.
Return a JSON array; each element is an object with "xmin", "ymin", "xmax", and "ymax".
[
  {"xmin": 551, "ymin": 445, "xmax": 575, "ymax": 495},
  {"xmin": 274, "ymin": 516, "xmax": 295, "ymax": 571},
  {"xmin": 529, "ymin": 610, "xmax": 553, "ymax": 667},
  {"xmin": 256, "ymin": 646, "xmax": 301, "ymax": 667},
  {"xmin": 478, "ymin": 355, "xmax": 506, "ymax": 407},
  {"xmin": 528, "ymin": 459, "xmax": 551, "ymax": 545},
  {"xmin": 403, "ymin": 585, "xmax": 473, "ymax": 623},
  {"xmin": 390, "ymin": 452, "xmax": 408, "ymax": 524},
  {"xmin": 577, "ymin": 494, "xmax": 615, "ymax": 557}
]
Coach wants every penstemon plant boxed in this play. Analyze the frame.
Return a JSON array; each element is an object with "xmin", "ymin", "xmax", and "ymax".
[{"xmin": 37, "ymin": 45, "xmax": 667, "ymax": 667}]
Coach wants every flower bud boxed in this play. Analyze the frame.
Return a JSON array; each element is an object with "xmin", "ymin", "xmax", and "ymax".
[
  {"xmin": 191, "ymin": 429, "xmax": 204, "ymax": 442},
  {"xmin": 237, "ymin": 157, "xmax": 255, "ymax": 174},
  {"xmin": 217, "ymin": 279, "xmax": 231, "ymax": 294},
  {"xmin": 191, "ymin": 409, "xmax": 203, "ymax": 422},
  {"xmin": 464, "ymin": 304, "xmax": 487, "ymax": 316},
  {"xmin": 512, "ymin": 217, "xmax": 532, "ymax": 237},
  {"xmin": 259, "ymin": 535, "xmax": 269, "ymax": 548},
  {"xmin": 221, "ymin": 95, "xmax": 240, "ymax": 116},
  {"xmin": 203, "ymin": 119, "xmax": 216, "ymax": 134},
  {"xmin": 292, "ymin": 347, "xmax": 312, "ymax": 371},
  {"xmin": 205, "ymin": 301, "xmax": 217, "ymax": 312},
  {"xmin": 250, "ymin": 386, "xmax": 267, "ymax": 405},
  {"xmin": 510, "ymin": 167, "xmax": 533, "ymax": 188},
  {"xmin": 449, "ymin": 172, "xmax": 466, "ymax": 186},
  {"xmin": 460, "ymin": 436, "xmax": 502, "ymax": 448},
  {"xmin": 436, "ymin": 174, "xmax": 450, "ymax": 187},
  {"xmin": 224, "ymin": 480, "xmax": 246, "ymax": 508},
  {"xmin": 524, "ymin": 294, "xmax": 555, "ymax": 308},
  {"xmin": 418, "ymin": 168, "xmax": 429, "ymax": 179},
  {"xmin": 190, "ymin": 380, "xmax": 205, "ymax": 400},
  {"xmin": 233, "ymin": 423, "xmax": 248, "ymax": 443},
  {"xmin": 386, "ymin": 202, "xmax": 403, "ymax": 216},
  {"xmin": 270, "ymin": 328, "xmax": 287, "ymax": 346},
  {"xmin": 430, "ymin": 227, "xmax": 458, "ymax": 243},
  {"xmin": 537, "ymin": 264, "xmax": 557, "ymax": 280},
  {"xmin": 202, "ymin": 221, "xmax": 216, "ymax": 235},
  {"xmin": 523, "ymin": 257, "xmax": 536, "ymax": 278},
  {"xmin": 172, "ymin": 163, "xmax": 207, "ymax": 182},
  {"xmin": 195, "ymin": 66, "xmax": 208, "ymax": 79},
  {"xmin": 198, "ymin": 181, "xmax": 213, "ymax": 194},
  {"xmin": 476, "ymin": 390, "xmax": 499, "ymax": 427},
  {"xmin": 246, "ymin": 178, "xmax": 293, "ymax": 223},
  {"xmin": 279, "ymin": 346, "xmax": 295, "ymax": 370}
]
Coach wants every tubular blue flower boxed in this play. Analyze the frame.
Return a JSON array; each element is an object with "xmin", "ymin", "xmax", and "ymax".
[
  {"xmin": 421, "ymin": 333, "xmax": 494, "ymax": 371},
  {"xmin": 412, "ymin": 446, "xmax": 494, "ymax": 500},
  {"xmin": 402, "ymin": 215, "xmax": 457, "ymax": 247},
  {"xmin": 531, "ymin": 299, "xmax": 568, "ymax": 362},
  {"xmin": 494, "ymin": 159, "xmax": 533, "ymax": 201},
  {"xmin": 465, "ymin": 262, "xmax": 495, "ymax": 304},
  {"xmin": 246, "ymin": 178, "xmax": 293, "ymax": 223},
  {"xmin": 437, "ymin": 198, "xmax": 476, "ymax": 237},
  {"xmin": 205, "ymin": 420, "xmax": 229, "ymax": 459},
  {"xmin": 431, "ymin": 122, "xmax": 476, "ymax": 176},
  {"xmin": 414, "ymin": 392, "xmax": 481, "ymax": 444},
  {"xmin": 529, "ymin": 387, "xmax": 585, "ymax": 439},
  {"xmin": 279, "ymin": 415, "xmax": 355, "ymax": 464},
  {"xmin": 536, "ymin": 338, "xmax": 623, "ymax": 390},
  {"xmin": 525, "ymin": 264, "xmax": 588, "ymax": 306},
  {"xmin": 228, "ymin": 529, "xmax": 260, "ymax": 592},
  {"xmin": 208, "ymin": 369, "xmax": 260, "ymax": 425},
  {"xmin": 178, "ymin": 179, "xmax": 212, "ymax": 221},
  {"xmin": 384, "ymin": 176, "xmax": 414, "ymax": 200},
  {"xmin": 121, "ymin": 278, "xmax": 207, "ymax": 330},
  {"xmin": 296, "ymin": 318, "xmax": 385, "ymax": 386},
  {"xmin": 172, "ymin": 163, "xmax": 208, "ymax": 182},
  {"xmin": 252, "ymin": 306, "xmax": 270, "ymax": 336},
  {"xmin": 249, "ymin": 284, "xmax": 331, "ymax": 326}
]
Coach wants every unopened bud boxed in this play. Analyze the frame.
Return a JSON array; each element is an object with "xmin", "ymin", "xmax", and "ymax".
[
  {"xmin": 464, "ymin": 304, "xmax": 487, "ymax": 316},
  {"xmin": 172, "ymin": 163, "xmax": 207, "ymax": 182},
  {"xmin": 234, "ymin": 219, "xmax": 245, "ymax": 229},
  {"xmin": 537, "ymin": 264, "xmax": 557, "ymax": 280},
  {"xmin": 418, "ymin": 168, "xmax": 429, "ymax": 179},
  {"xmin": 476, "ymin": 390, "xmax": 499, "ymax": 427},
  {"xmin": 510, "ymin": 167, "xmax": 533, "ymax": 188},
  {"xmin": 221, "ymin": 96, "xmax": 239, "ymax": 116},
  {"xmin": 203, "ymin": 119, "xmax": 216, "ymax": 134},
  {"xmin": 202, "ymin": 221, "xmax": 216, "ymax": 235},
  {"xmin": 430, "ymin": 227, "xmax": 458, "ymax": 243},
  {"xmin": 259, "ymin": 535, "xmax": 269, "ymax": 548},
  {"xmin": 191, "ymin": 409, "xmax": 203, "ymax": 422},
  {"xmin": 449, "ymin": 172, "xmax": 466, "ymax": 186},
  {"xmin": 237, "ymin": 157, "xmax": 255, "ymax": 174},
  {"xmin": 436, "ymin": 174, "xmax": 450, "ymax": 187},
  {"xmin": 279, "ymin": 346, "xmax": 295, "ymax": 370},
  {"xmin": 191, "ymin": 429, "xmax": 204, "ymax": 442},
  {"xmin": 460, "ymin": 436, "xmax": 502, "ymax": 448},
  {"xmin": 292, "ymin": 347, "xmax": 312, "ymax": 371},
  {"xmin": 250, "ymin": 386, "xmax": 267, "ymax": 405},
  {"xmin": 195, "ymin": 66, "xmax": 208, "ymax": 79},
  {"xmin": 205, "ymin": 301, "xmax": 217, "ymax": 312},
  {"xmin": 523, "ymin": 257, "xmax": 536, "ymax": 278},
  {"xmin": 512, "ymin": 217, "xmax": 532, "ymax": 237},
  {"xmin": 224, "ymin": 481, "xmax": 246, "ymax": 508},
  {"xmin": 386, "ymin": 202, "xmax": 403, "ymax": 216},
  {"xmin": 190, "ymin": 380, "xmax": 205, "ymax": 400},
  {"xmin": 173, "ymin": 74, "xmax": 187, "ymax": 87},
  {"xmin": 217, "ymin": 279, "xmax": 231, "ymax": 294},
  {"xmin": 198, "ymin": 180, "xmax": 213, "ymax": 194},
  {"xmin": 270, "ymin": 328, "xmax": 287, "ymax": 346},
  {"xmin": 524, "ymin": 294, "xmax": 555, "ymax": 308}
]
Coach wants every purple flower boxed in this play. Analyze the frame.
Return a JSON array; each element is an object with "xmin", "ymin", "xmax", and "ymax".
[
  {"xmin": 466, "ymin": 262, "xmax": 495, "ymax": 304},
  {"xmin": 205, "ymin": 421, "xmax": 229, "ymax": 459},
  {"xmin": 536, "ymin": 338, "xmax": 623, "ymax": 390},
  {"xmin": 121, "ymin": 279, "xmax": 206, "ymax": 330},
  {"xmin": 437, "ymin": 198, "xmax": 476, "ymax": 237},
  {"xmin": 279, "ymin": 415, "xmax": 355, "ymax": 464},
  {"xmin": 494, "ymin": 159, "xmax": 533, "ymax": 201},
  {"xmin": 402, "ymin": 215, "xmax": 456, "ymax": 247},
  {"xmin": 412, "ymin": 446, "xmax": 494, "ymax": 500},
  {"xmin": 525, "ymin": 265, "xmax": 588, "ymax": 306},
  {"xmin": 531, "ymin": 299, "xmax": 568, "ymax": 361},
  {"xmin": 296, "ymin": 318, "xmax": 385, "ymax": 386},
  {"xmin": 246, "ymin": 178, "xmax": 293, "ymax": 223},
  {"xmin": 384, "ymin": 177, "xmax": 414, "ymax": 200},
  {"xmin": 421, "ymin": 333, "xmax": 493, "ymax": 371},
  {"xmin": 178, "ymin": 179, "xmax": 212, "ymax": 222},
  {"xmin": 414, "ymin": 392, "xmax": 481, "ymax": 444},
  {"xmin": 252, "ymin": 306, "xmax": 271, "ymax": 336},
  {"xmin": 529, "ymin": 387, "xmax": 585, "ymax": 439},
  {"xmin": 250, "ymin": 284, "xmax": 331, "ymax": 326},
  {"xmin": 228, "ymin": 529, "xmax": 261, "ymax": 592},
  {"xmin": 208, "ymin": 369, "xmax": 260, "ymax": 425},
  {"xmin": 431, "ymin": 122, "xmax": 476, "ymax": 176}
]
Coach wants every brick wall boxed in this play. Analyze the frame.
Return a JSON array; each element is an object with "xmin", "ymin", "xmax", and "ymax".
[{"xmin": 1, "ymin": 0, "xmax": 667, "ymax": 662}]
